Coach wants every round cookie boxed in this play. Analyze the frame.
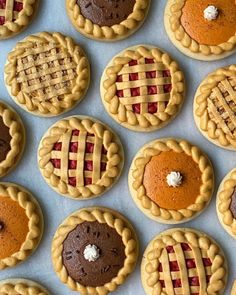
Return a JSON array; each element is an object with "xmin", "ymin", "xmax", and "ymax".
[
  {"xmin": 0, "ymin": 182, "xmax": 43, "ymax": 270},
  {"xmin": 101, "ymin": 45, "xmax": 185, "ymax": 132},
  {"xmin": 5, "ymin": 32, "xmax": 90, "ymax": 117},
  {"xmin": 0, "ymin": 278, "xmax": 50, "ymax": 294},
  {"xmin": 164, "ymin": 0, "xmax": 236, "ymax": 61},
  {"xmin": 52, "ymin": 207, "xmax": 138, "ymax": 294},
  {"xmin": 38, "ymin": 115, "xmax": 124, "ymax": 200},
  {"xmin": 194, "ymin": 65, "xmax": 236, "ymax": 150},
  {"xmin": 129, "ymin": 138, "xmax": 214, "ymax": 224},
  {"xmin": 0, "ymin": 101, "xmax": 25, "ymax": 178},
  {"xmin": 66, "ymin": 0, "xmax": 150, "ymax": 41},
  {"xmin": 141, "ymin": 228, "xmax": 228, "ymax": 295}
]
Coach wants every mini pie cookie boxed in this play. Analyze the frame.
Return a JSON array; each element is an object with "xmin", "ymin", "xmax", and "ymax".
[
  {"xmin": 0, "ymin": 182, "xmax": 43, "ymax": 270},
  {"xmin": 101, "ymin": 45, "xmax": 185, "ymax": 132},
  {"xmin": 52, "ymin": 207, "xmax": 138, "ymax": 294},
  {"xmin": 5, "ymin": 32, "xmax": 90, "ymax": 117},
  {"xmin": 194, "ymin": 65, "xmax": 236, "ymax": 150},
  {"xmin": 38, "ymin": 116, "xmax": 124, "ymax": 200},
  {"xmin": 66, "ymin": 0, "xmax": 150, "ymax": 41},
  {"xmin": 0, "ymin": 0, "xmax": 38, "ymax": 40},
  {"xmin": 0, "ymin": 101, "xmax": 25, "ymax": 178},
  {"xmin": 164, "ymin": 0, "xmax": 236, "ymax": 61},
  {"xmin": 141, "ymin": 228, "xmax": 228, "ymax": 295},
  {"xmin": 217, "ymin": 168, "xmax": 236, "ymax": 239},
  {"xmin": 0, "ymin": 279, "xmax": 50, "ymax": 294},
  {"xmin": 129, "ymin": 138, "xmax": 214, "ymax": 224}
]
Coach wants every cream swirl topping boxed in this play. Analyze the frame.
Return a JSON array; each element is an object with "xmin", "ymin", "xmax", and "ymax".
[
  {"xmin": 83, "ymin": 244, "xmax": 100, "ymax": 262},
  {"xmin": 204, "ymin": 5, "xmax": 219, "ymax": 21},
  {"xmin": 166, "ymin": 172, "xmax": 183, "ymax": 187}
]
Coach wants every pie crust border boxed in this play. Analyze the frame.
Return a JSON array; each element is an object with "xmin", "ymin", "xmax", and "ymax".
[
  {"xmin": 38, "ymin": 115, "xmax": 124, "ymax": 200},
  {"xmin": 100, "ymin": 45, "xmax": 185, "ymax": 132},
  {"xmin": 141, "ymin": 228, "xmax": 228, "ymax": 295},
  {"xmin": 128, "ymin": 138, "xmax": 214, "ymax": 224},
  {"xmin": 0, "ymin": 101, "xmax": 25, "ymax": 178},
  {"xmin": 51, "ymin": 206, "xmax": 139, "ymax": 294},
  {"xmin": 164, "ymin": 0, "xmax": 236, "ymax": 61},
  {"xmin": 0, "ymin": 182, "xmax": 43, "ymax": 270},
  {"xmin": 65, "ymin": 0, "xmax": 150, "ymax": 41},
  {"xmin": 4, "ymin": 32, "xmax": 90, "ymax": 117},
  {"xmin": 194, "ymin": 65, "xmax": 236, "ymax": 151}
]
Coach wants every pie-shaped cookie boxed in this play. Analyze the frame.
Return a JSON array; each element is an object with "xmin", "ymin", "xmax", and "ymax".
[
  {"xmin": 0, "ymin": 0, "xmax": 38, "ymax": 40},
  {"xmin": 66, "ymin": 0, "xmax": 150, "ymax": 41},
  {"xmin": 141, "ymin": 228, "xmax": 228, "ymax": 295},
  {"xmin": 38, "ymin": 116, "xmax": 124, "ymax": 200},
  {"xmin": 217, "ymin": 169, "xmax": 236, "ymax": 239},
  {"xmin": 0, "ymin": 279, "xmax": 50, "ymax": 294},
  {"xmin": 194, "ymin": 65, "xmax": 236, "ymax": 150},
  {"xmin": 101, "ymin": 45, "xmax": 185, "ymax": 132},
  {"xmin": 0, "ymin": 182, "xmax": 43, "ymax": 270},
  {"xmin": 164, "ymin": 0, "xmax": 236, "ymax": 60},
  {"xmin": 52, "ymin": 207, "xmax": 138, "ymax": 294},
  {"xmin": 129, "ymin": 138, "xmax": 214, "ymax": 224},
  {"xmin": 0, "ymin": 101, "xmax": 25, "ymax": 178},
  {"xmin": 5, "ymin": 32, "xmax": 90, "ymax": 117}
]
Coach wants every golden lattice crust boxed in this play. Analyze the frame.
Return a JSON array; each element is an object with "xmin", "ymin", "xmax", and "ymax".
[
  {"xmin": 52, "ymin": 207, "xmax": 139, "ymax": 295},
  {"xmin": 194, "ymin": 65, "xmax": 236, "ymax": 150},
  {"xmin": 5, "ymin": 32, "xmax": 90, "ymax": 117},
  {"xmin": 0, "ymin": 279, "xmax": 50, "ymax": 295},
  {"xmin": 129, "ymin": 138, "xmax": 214, "ymax": 224},
  {"xmin": 0, "ymin": 101, "xmax": 25, "ymax": 178},
  {"xmin": 0, "ymin": 183, "xmax": 43, "ymax": 270}
]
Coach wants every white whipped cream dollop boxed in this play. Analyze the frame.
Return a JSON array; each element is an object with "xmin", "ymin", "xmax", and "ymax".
[
  {"xmin": 166, "ymin": 172, "xmax": 183, "ymax": 187},
  {"xmin": 204, "ymin": 5, "xmax": 219, "ymax": 21},
  {"xmin": 83, "ymin": 244, "xmax": 100, "ymax": 262}
]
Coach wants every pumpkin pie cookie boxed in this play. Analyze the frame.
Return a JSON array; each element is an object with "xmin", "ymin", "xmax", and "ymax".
[
  {"xmin": 66, "ymin": 0, "xmax": 150, "ymax": 41},
  {"xmin": 194, "ymin": 65, "xmax": 236, "ymax": 150},
  {"xmin": 5, "ymin": 32, "xmax": 90, "ymax": 117},
  {"xmin": 0, "ymin": 279, "xmax": 50, "ymax": 294},
  {"xmin": 101, "ymin": 45, "xmax": 185, "ymax": 132},
  {"xmin": 0, "ymin": 101, "xmax": 25, "ymax": 178},
  {"xmin": 141, "ymin": 228, "xmax": 228, "ymax": 295},
  {"xmin": 0, "ymin": 182, "xmax": 43, "ymax": 270},
  {"xmin": 52, "ymin": 207, "xmax": 138, "ymax": 294},
  {"xmin": 164, "ymin": 0, "xmax": 236, "ymax": 60},
  {"xmin": 38, "ymin": 116, "xmax": 124, "ymax": 200},
  {"xmin": 129, "ymin": 138, "xmax": 214, "ymax": 224}
]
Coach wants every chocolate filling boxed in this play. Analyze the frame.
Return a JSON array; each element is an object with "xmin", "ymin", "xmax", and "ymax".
[
  {"xmin": 77, "ymin": 0, "xmax": 136, "ymax": 27},
  {"xmin": 62, "ymin": 221, "xmax": 126, "ymax": 287},
  {"xmin": 0, "ymin": 117, "xmax": 11, "ymax": 162},
  {"xmin": 230, "ymin": 188, "xmax": 236, "ymax": 219}
]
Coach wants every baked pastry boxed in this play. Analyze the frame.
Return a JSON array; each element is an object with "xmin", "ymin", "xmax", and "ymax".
[
  {"xmin": 217, "ymin": 169, "xmax": 236, "ymax": 239},
  {"xmin": 101, "ymin": 45, "xmax": 185, "ymax": 132},
  {"xmin": 0, "ymin": 0, "xmax": 38, "ymax": 40},
  {"xmin": 5, "ymin": 32, "xmax": 90, "ymax": 117},
  {"xmin": 0, "ymin": 101, "xmax": 25, "ymax": 177},
  {"xmin": 231, "ymin": 280, "xmax": 236, "ymax": 295},
  {"xmin": 66, "ymin": 0, "xmax": 150, "ymax": 41},
  {"xmin": 52, "ymin": 207, "xmax": 138, "ymax": 294},
  {"xmin": 38, "ymin": 116, "xmax": 124, "ymax": 200},
  {"xmin": 129, "ymin": 138, "xmax": 214, "ymax": 223},
  {"xmin": 164, "ymin": 0, "xmax": 236, "ymax": 61},
  {"xmin": 141, "ymin": 228, "xmax": 228, "ymax": 295},
  {"xmin": 0, "ymin": 182, "xmax": 43, "ymax": 270},
  {"xmin": 194, "ymin": 65, "xmax": 236, "ymax": 150},
  {"xmin": 0, "ymin": 278, "xmax": 50, "ymax": 294}
]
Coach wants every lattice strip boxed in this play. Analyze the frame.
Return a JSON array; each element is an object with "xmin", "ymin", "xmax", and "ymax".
[
  {"xmin": 92, "ymin": 136, "xmax": 102, "ymax": 183},
  {"xmin": 76, "ymin": 131, "xmax": 86, "ymax": 187},
  {"xmin": 161, "ymin": 249, "xmax": 175, "ymax": 295},
  {"xmin": 119, "ymin": 62, "xmax": 166, "ymax": 74},
  {"xmin": 192, "ymin": 246, "xmax": 207, "ymax": 294},
  {"xmin": 61, "ymin": 131, "xmax": 72, "ymax": 182}
]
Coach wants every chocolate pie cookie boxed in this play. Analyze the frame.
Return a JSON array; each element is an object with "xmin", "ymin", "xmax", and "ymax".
[
  {"xmin": 52, "ymin": 207, "xmax": 138, "ymax": 294},
  {"xmin": 66, "ymin": 0, "xmax": 150, "ymax": 41},
  {"xmin": 0, "ymin": 279, "xmax": 50, "ymax": 294}
]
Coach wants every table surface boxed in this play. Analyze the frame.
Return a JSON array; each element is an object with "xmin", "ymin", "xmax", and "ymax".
[{"xmin": 0, "ymin": 1, "xmax": 235, "ymax": 294}]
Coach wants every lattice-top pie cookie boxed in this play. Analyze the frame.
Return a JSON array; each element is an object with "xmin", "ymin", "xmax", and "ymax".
[
  {"xmin": 101, "ymin": 45, "xmax": 185, "ymax": 132},
  {"xmin": 0, "ymin": 0, "xmax": 38, "ymax": 40},
  {"xmin": 0, "ymin": 279, "xmax": 50, "ymax": 295},
  {"xmin": 5, "ymin": 32, "xmax": 90, "ymax": 117},
  {"xmin": 38, "ymin": 116, "xmax": 124, "ymax": 200},
  {"xmin": 194, "ymin": 65, "xmax": 236, "ymax": 150},
  {"xmin": 141, "ymin": 228, "xmax": 228, "ymax": 295}
]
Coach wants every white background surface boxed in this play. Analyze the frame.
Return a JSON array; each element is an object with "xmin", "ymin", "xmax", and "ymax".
[{"xmin": 0, "ymin": 0, "xmax": 236, "ymax": 294}]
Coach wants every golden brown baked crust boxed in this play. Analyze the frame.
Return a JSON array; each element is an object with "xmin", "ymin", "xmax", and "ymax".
[
  {"xmin": 51, "ymin": 207, "xmax": 139, "ymax": 295},
  {"xmin": 0, "ymin": 279, "xmax": 50, "ymax": 294},
  {"xmin": 231, "ymin": 280, "xmax": 236, "ymax": 295}
]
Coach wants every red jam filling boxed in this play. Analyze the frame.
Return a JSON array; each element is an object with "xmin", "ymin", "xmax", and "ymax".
[{"xmin": 0, "ymin": 1, "xmax": 23, "ymax": 25}]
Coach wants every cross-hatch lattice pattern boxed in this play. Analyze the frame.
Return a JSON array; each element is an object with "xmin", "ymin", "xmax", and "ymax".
[
  {"xmin": 50, "ymin": 129, "xmax": 108, "ymax": 187},
  {"xmin": 116, "ymin": 58, "xmax": 172, "ymax": 115},
  {"xmin": 158, "ymin": 243, "xmax": 212, "ymax": 295},
  {"xmin": 0, "ymin": 0, "xmax": 23, "ymax": 25},
  {"xmin": 208, "ymin": 78, "xmax": 236, "ymax": 138}
]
